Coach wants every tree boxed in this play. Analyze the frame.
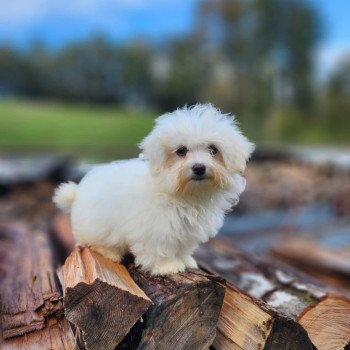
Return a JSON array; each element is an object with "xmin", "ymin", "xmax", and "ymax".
[{"xmin": 195, "ymin": 0, "xmax": 321, "ymax": 113}]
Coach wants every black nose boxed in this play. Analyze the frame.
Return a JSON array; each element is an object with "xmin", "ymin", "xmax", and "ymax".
[{"xmin": 192, "ymin": 164, "xmax": 206, "ymax": 176}]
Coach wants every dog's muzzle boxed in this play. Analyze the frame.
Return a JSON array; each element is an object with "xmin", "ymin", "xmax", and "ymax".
[{"xmin": 192, "ymin": 163, "xmax": 206, "ymax": 181}]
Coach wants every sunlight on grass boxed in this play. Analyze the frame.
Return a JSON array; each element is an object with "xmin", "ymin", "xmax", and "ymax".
[{"xmin": 0, "ymin": 99, "xmax": 156, "ymax": 160}]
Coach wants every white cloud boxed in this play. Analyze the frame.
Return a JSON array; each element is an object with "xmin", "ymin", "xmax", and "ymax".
[{"xmin": 0, "ymin": 0, "xmax": 175, "ymax": 27}]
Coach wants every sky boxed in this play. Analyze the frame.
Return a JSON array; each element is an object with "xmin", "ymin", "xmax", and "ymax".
[{"xmin": 0, "ymin": 0, "xmax": 349, "ymax": 80}]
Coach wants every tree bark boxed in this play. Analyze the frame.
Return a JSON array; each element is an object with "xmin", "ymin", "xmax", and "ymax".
[
  {"xmin": 3, "ymin": 318, "xmax": 77, "ymax": 350},
  {"xmin": 60, "ymin": 246, "xmax": 152, "ymax": 350},
  {"xmin": 196, "ymin": 236, "xmax": 350, "ymax": 350},
  {"xmin": 0, "ymin": 223, "xmax": 64, "ymax": 339}
]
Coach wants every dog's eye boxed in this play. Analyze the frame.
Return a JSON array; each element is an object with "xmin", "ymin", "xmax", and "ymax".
[
  {"xmin": 176, "ymin": 146, "xmax": 188, "ymax": 157},
  {"xmin": 209, "ymin": 144, "xmax": 218, "ymax": 155}
]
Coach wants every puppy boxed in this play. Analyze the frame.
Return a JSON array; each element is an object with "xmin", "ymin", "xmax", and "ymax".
[{"xmin": 53, "ymin": 104, "xmax": 254, "ymax": 275}]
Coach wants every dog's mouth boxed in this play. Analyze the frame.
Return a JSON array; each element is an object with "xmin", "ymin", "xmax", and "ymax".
[{"xmin": 191, "ymin": 175, "xmax": 207, "ymax": 181}]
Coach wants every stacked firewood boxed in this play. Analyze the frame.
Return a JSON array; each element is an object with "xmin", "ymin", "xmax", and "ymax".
[
  {"xmin": 1, "ymin": 155, "xmax": 350, "ymax": 350},
  {"xmin": 1, "ymin": 222, "xmax": 225, "ymax": 350},
  {"xmin": 2, "ymin": 216, "xmax": 350, "ymax": 350}
]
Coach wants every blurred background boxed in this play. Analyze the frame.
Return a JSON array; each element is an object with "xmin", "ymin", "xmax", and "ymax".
[
  {"xmin": 0, "ymin": 0, "xmax": 350, "ymax": 289},
  {"xmin": 0, "ymin": 0, "xmax": 349, "ymax": 159}
]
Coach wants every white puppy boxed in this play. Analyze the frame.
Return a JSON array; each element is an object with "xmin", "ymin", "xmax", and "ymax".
[{"xmin": 53, "ymin": 104, "xmax": 254, "ymax": 275}]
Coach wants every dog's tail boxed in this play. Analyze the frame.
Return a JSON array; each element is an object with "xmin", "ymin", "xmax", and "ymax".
[{"xmin": 53, "ymin": 181, "xmax": 78, "ymax": 213}]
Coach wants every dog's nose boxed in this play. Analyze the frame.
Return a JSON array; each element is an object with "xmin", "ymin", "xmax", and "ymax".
[{"xmin": 192, "ymin": 164, "xmax": 206, "ymax": 176}]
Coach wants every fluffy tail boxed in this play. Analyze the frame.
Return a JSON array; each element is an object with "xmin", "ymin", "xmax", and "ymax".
[{"xmin": 53, "ymin": 181, "xmax": 78, "ymax": 213}]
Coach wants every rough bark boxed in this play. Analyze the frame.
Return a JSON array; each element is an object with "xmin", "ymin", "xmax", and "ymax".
[
  {"xmin": 196, "ymin": 236, "xmax": 350, "ymax": 350},
  {"xmin": 3, "ymin": 318, "xmax": 77, "ymax": 350},
  {"xmin": 61, "ymin": 246, "xmax": 152, "ymax": 350},
  {"xmin": 117, "ymin": 266, "xmax": 226, "ymax": 350},
  {"xmin": 0, "ymin": 223, "xmax": 64, "ymax": 339}
]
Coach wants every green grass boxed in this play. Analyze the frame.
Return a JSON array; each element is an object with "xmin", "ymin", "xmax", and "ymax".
[
  {"xmin": 0, "ymin": 99, "xmax": 348, "ymax": 162},
  {"xmin": 0, "ymin": 99, "xmax": 156, "ymax": 160}
]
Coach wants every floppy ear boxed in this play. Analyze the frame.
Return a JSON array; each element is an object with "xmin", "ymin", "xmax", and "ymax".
[
  {"xmin": 234, "ymin": 132, "xmax": 255, "ymax": 172},
  {"xmin": 223, "ymin": 129, "xmax": 255, "ymax": 173},
  {"xmin": 139, "ymin": 132, "xmax": 164, "ymax": 175}
]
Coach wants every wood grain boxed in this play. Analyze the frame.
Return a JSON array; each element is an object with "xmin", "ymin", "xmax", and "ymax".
[
  {"xmin": 0, "ymin": 223, "xmax": 63, "ymax": 339},
  {"xmin": 61, "ymin": 246, "xmax": 152, "ymax": 350},
  {"xmin": 118, "ymin": 266, "xmax": 226, "ymax": 350},
  {"xmin": 3, "ymin": 318, "xmax": 77, "ymax": 350},
  {"xmin": 196, "ymin": 237, "xmax": 350, "ymax": 350}
]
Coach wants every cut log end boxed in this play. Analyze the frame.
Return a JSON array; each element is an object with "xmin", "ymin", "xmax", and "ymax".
[
  {"xmin": 299, "ymin": 295, "xmax": 350, "ymax": 350},
  {"xmin": 197, "ymin": 237, "xmax": 350, "ymax": 350},
  {"xmin": 61, "ymin": 246, "xmax": 151, "ymax": 350}
]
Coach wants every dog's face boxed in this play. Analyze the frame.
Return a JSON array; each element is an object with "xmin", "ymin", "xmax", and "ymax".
[{"xmin": 140, "ymin": 104, "xmax": 255, "ymax": 196}]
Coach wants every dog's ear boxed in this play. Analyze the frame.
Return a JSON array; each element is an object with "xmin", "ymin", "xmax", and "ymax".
[
  {"xmin": 232, "ymin": 135, "xmax": 255, "ymax": 173},
  {"xmin": 221, "ymin": 125, "xmax": 255, "ymax": 173},
  {"xmin": 139, "ymin": 133, "xmax": 164, "ymax": 175}
]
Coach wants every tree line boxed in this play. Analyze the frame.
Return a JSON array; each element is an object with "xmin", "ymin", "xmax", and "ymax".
[{"xmin": 0, "ymin": 0, "xmax": 349, "ymax": 124}]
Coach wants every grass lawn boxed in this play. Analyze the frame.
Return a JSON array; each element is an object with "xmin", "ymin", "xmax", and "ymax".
[
  {"xmin": 1, "ymin": 99, "xmax": 348, "ymax": 162},
  {"xmin": 0, "ymin": 99, "xmax": 156, "ymax": 160}
]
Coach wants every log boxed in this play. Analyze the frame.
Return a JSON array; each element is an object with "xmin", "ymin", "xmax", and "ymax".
[
  {"xmin": 196, "ymin": 237, "xmax": 350, "ymax": 350},
  {"xmin": 272, "ymin": 238, "xmax": 350, "ymax": 290},
  {"xmin": 212, "ymin": 284, "xmax": 313, "ymax": 350},
  {"xmin": 3, "ymin": 318, "xmax": 77, "ymax": 350},
  {"xmin": 52, "ymin": 213, "xmax": 75, "ymax": 254},
  {"xmin": 0, "ymin": 223, "xmax": 64, "ymax": 339},
  {"xmin": 117, "ymin": 266, "xmax": 226, "ymax": 350},
  {"xmin": 0, "ymin": 155, "xmax": 70, "ymax": 186},
  {"xmin": 60, "ymin": 246, "xmax": 152, "ymax": 350}
]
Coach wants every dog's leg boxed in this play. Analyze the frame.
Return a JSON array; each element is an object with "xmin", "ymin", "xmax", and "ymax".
[
  {"xmin": 89, "ymin": 244, "xmax": 127, "ymax": 263},
  {"xmin": 180, "ymin": 254, "xmax": 198, "ymax": 269},
  {"xmin": 131, "ymin": 244, "xmax": 186, "ymax": 275},
  {"xmin": 149, "ymin": 258, "xmax": 186, "ymax": 275}
]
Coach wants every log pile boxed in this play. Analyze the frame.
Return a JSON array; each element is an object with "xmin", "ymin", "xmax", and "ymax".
[
  {"xmin": 1, "ymin": 220, "xmax": 226, "ymax": 350},
  {"xmin": 0, "ymin": 223, "xmax": 76, "ymax": 349},
  {"xmin": 2, "ymin": 214, "xmax": 350, "ymax": 349},
  {"xmin": 1, "ymin": 159, "xmax": 350, "ymax": 350},
  {"xmin": 196, "ymin": 237, "xmax": 350, "ymax": 350},
  {"xmin": 58, "ymin": 246, "xmax": 226, "ymax": 350},
  {"xmin": 272, "ymin": 238, "xmax": 350, "ymax": 290}
]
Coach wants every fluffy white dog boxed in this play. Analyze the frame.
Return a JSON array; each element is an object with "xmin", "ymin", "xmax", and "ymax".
[{"xmin": 53, "ymin": 104, "xmax": 254, "ymax": 275}]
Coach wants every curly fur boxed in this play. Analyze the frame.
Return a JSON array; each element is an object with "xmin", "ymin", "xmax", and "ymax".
[{"xmin": 53, "ymin": 104, "xmax": 254, "ymax": 275}]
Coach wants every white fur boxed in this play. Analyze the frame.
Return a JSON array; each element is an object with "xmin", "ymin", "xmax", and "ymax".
[
  {"xmin": 53, "ymin": 104, "xmax": 254, "ymax": 275},
  {"xmin": 53, "ymin": 181, "xmax": 78, "ymax": 213}
]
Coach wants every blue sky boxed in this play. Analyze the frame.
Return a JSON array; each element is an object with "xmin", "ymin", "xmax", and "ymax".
[
  {"xmin": 0, "ymin": 0, "xmax": 349, "ymax": 79},
  {"xmin": 0, "ymin": 0, "xmax": 200, "ymax": 47}
]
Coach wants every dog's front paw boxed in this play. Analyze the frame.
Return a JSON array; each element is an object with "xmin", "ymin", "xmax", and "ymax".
[
  {"xmin": 150, "ymin": 260, "xmax": 186, "ymax": 276},
  {"xmin": 182, "ymin": 255, "xmax": 198, "ymax": 269},
  {"xmin": 90, "ymin": 245, "xmax": 123, "ymax": 263}
]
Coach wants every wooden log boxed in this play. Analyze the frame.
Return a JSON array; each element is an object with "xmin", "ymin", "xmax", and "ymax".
[
  {"xmin": 50, "ymin": 213, "xmax": 76, "ymax": 264},
  {"xmin": 212, "ymin": 283, "xmax": 313, "ymax": 350},
  {"xmin": 61, "ymin": 246, "xmax": 152, "ymax": 350},
  {"xmin": 272, "ymin": 238, "xmax": 350, "ymax": 289},
  {"xmin": 0, "ymin": 155, "xmax": 70, "ymax": 186},
  {"xmin": 3, "ymin": 318, "xmax": 77, "ymax": 350},
  {"xmin": 117, "ymin": 266, "xmax": 226, "ymax": 350},
  {"xmin": 54, "ymin": 221, "xmax": 226, "ymax": 350},
  {"xmin": 0, "ymin": 223, "xmax": 64, "ymax": 339},
  {"xmin": 196, "ymin": 237, "xmax": 350, "ymax": 350},
  {"xmin": 52, "ymin": 213, "xmax": 75, "ymax": 255}
]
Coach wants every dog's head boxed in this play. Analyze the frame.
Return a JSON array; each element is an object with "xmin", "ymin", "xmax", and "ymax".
[{"xmin": 139, "ymin": 104, "xmax": 255, "ymax": 197}]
